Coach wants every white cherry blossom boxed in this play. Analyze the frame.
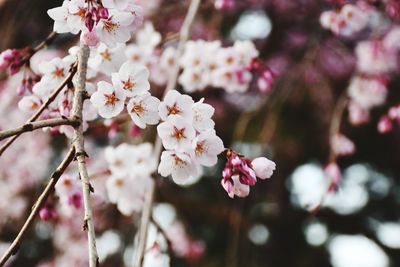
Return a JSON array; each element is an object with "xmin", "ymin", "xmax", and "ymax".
[
  {"xmin": 157, "ymin": 115, "xmax": 196, "ymax": 151},
  {"xmin": 88, "ymin": 43, "xmax": 126, "ymax": 75},
  {"xmin": 106, "ymin": 174, "xmax": 153, "ymax": 216},
  {"xmin": 158, "ymin": 90, "xmax": 194, "ymax": 121},
  {"xmin": 90, "ymin": 81, "xmax": 126, "ymax": 119},
  {"xmin": 192, "ymin": 98, "xmax": 215, "ymax": 132},
  {"xmin": 112, "ymin": 62, "xmax": 150, "ymax": 97},
  {"xmin": 158, "ymin": 151, "xmax": 199, "ymax": 185},
  {"xmin": 18, "ymin": 95, "xmax": 41, "ymax": 113},
  {"xmin": 192, "ymin": 130, "xmax": 224, "ymax": 167},
  {"xmin": 47, "ymin": 1, "xmax": 73, "ymax": 34},
  {"xmin": 127, "ymin": 92, "xmax": 160, "ymax": 129},
  {"xmin": 96, "ymin": 9, "xmax": 134, "ymax": 47}
]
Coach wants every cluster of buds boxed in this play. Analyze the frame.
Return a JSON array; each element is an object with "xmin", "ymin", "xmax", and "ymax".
[
  {"xmin": 0, "ymin": 49, "xmax": 25, "ymax": 75},
  {"xmin": 378, "ymin": 104, "xmax": 400, "ymax": 133},
  {"xmin": 83, "ymin": 0, "xmax": 109, "ymax": 32},
  {"xmin": 221, "ymin": 149, "xmax": 276, "ymax": 198}
]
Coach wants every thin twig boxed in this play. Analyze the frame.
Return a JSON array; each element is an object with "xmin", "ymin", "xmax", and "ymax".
[
  {"xmin": 0, "ymin": 147, "xmax": 76, "ymax": 266},
  {"xmin": 328, "ymin": 92, "xmax": 349, "ymax": 162},
  {"xmin": 23, "ymin": 31, "xmax": 57, "ymax": 63},
  {"xmin": 71, "ymin": 43, "xmax": 99, "ymax": 267},
  {"xmin": 0, "ymin": 118, "xmax": 78, "ymax": 141},
  {"xmin": 0, "ymin": 63, "xmax": 77, "ymax": 157},
  {"xmin": 132, "ymin": 1, "xmax": 202, "ymax": 266},
  {"xmin": 151, "ymin": 216, "xmax": 174, "ymax": 258}
]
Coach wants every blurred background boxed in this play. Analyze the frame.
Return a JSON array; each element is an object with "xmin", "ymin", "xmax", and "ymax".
[{"xmin": 1, "ymin": 0, "xmax": 400, "ymax": 266}]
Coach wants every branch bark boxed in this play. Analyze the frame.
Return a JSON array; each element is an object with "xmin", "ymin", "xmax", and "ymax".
[
  {"xmin": 0, "ymin": 147, "xmax": 76, "ymax": 267},
  {"xmin": 70, "ymin": 43, "xmax": 99, "ymax": 267},
  {"xmin": 132, "ymin": 1, "xmax": 201, "ymax": 266},
  {"xmin": 0, "ymin": 118, "xmax": 78, "ymax": 141},
  {"xmin": 0, "ymin": 63, "xmax": 77, "ymax": 157}
]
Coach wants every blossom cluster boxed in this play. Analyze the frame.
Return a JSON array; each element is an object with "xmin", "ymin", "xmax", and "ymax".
[
  {"xmin": 320, "ymin": 3, "xmax": 378, "ymax": 37},
  {"xmin": 221, "ymin": 150, "xmax": 276, "ymax": 198},
  {"xmin": 347, "ymin": 26, "xmax": 400, "ymax": 126},
  {"xmin": 157, "ymin": 90, "xmax": 225, "ymax": 184},
  {"xmin": 90, "ymin": 61, "xmax": 161, "ymax": 129},
  {"xmin": 178, "ymin": 40, "xmax": 259, "ymax": 93},
  {"xmin": 48, "ymin": 0, "xmax": 143, "ymax": 47},
  {"xmin": 104, "ymin": 143, "xmax": 156, "ymax": 216}
]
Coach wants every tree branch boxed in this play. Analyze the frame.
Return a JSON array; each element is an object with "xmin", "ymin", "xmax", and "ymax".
[
  {"xmin": 133, "ymin": 1, "xmax": 202, "ymax": 266},
  {"xmin": 71, "ymin": 43, "xmax": 99, "ymax": 267},
  {"xmin": 0, "ymin": 147, "xmax": 76, "ymax": 267},
  {"xmin": 0, "ymin": 63, "xmax": 77, "ymax": 157},
  {"xmin": 0, "ymin": 118, "xmax": 79, "ymax": 141}
]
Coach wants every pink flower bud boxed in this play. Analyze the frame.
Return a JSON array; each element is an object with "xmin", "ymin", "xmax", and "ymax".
[
  {"xmin": 85, "ymin": 13, "xmax": 95, "ymax": 32},
  {"xmin": 214, "ymin": 0, "xmax": 235, "ymax": 10},
  {"xmin": 222, "ymin": 167, "xmax": 232, "ymax": 180},
  {"xmin": 251, "ymin": 157, "xmax": 276, "ymax": 179},
  {"xmin": 81, "ymin": 30, "xmax": 100, "ymax": 47},
  {"xmin": 378, "ymin": 116, "xmax": 393, "ymax": 133},
  {"xmin": 97, "ymin": 7, "xmax": 109, "ymax": 19},
  {"xmin": 39, "ymin": 204, "xmax": 57, "ymax": 221},
  {"xmin": 68, "ymin": 191, "xmax": 82, "ymax": 209},
  {"xmin": 231, "ymin": 155, "xmax": 242, "ymax": 168}
]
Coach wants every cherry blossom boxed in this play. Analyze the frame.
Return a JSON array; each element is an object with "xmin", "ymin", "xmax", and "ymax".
[
  {"xmin": 112, "ymin": 62, "xmax": 150, "ymax": 97},
  {"xmin": 158, "ymin": 151, "xmax": 199, "ymax": 185},
  {"xmin": 158, "ymin": 90, "xmax": 194, "ymax": 121},
  {"xmin": 88, "ymin": 43, "xmax": 126, "ymax": 74},
  {"xmin": 157, "ymin": 115, "xmax": 196, "ymax": 151},
  {"xmin": 127, "ymin": 92, "xmax": 160, "ymax": 129},
  {"xmin": 192, "ymin": 98, "xmax": 215, "ymax": 132},
  {"xmin": 90, "ymin": 81, "xmax": 126, "ymax": 119},
  {"xmin": 192, "ymin": 130, "xmax": 224, "ymax": 167}
]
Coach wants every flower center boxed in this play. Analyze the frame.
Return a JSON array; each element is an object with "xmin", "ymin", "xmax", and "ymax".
[
  {"xmin": 173, "ymin": 154, "xmax": 185, "ymax": 165},
  {"xmin": 195, "ymin": 142, "xmax": 205, "ymax": 156},
  {"xmin": 122, "ymin": 78, "xmax": 135, "ymax": 91},
  {"xmin": 103, "ymin": 18, "xmax": 118, "ymax": 33},
  {"xmin": 172, "ymin": 127, "xmax": 186, "ymax": 140},
  {"xmin": 104, "ymin": 92, "xmax": 118, "ymax": 106},
  {"xmin": 52, "ymin": 67, "xmax": 65, "ymax": 78},
  {"xmin": 100, "ymin": 50, "xmax": 112, "ymax": 61},
  {"xmin": 167, "ymin": 103, "xmax": 180, "ymax": 115},
  {"xmin": 132, "ymin": 103, "xmax": 144, "ymax": 114}
]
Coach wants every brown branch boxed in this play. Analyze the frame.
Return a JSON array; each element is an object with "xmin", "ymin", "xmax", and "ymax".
[
  {"xmin": 132, "ymin": 0, "xmax": 202, "ymax": 266},
  {"xmin": 23, "ymin": 32, "xmax": 57, "ymax": 64},
  {"xmin": 0, "ymin": 62, "xmax": 77, "ymax": 157},
  {"xmin": 0, "ymin": 147, "xmax": 75, "ymax": 266},
  {"xmin": 0, "ymin": 118, "xmax": 79, "ymax": 141},
  {"xmin": 71, "ymin": 43, "xmax": 99, "ymax": 267}
]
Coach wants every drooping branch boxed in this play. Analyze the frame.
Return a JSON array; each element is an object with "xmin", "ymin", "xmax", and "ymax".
[
  {"xmin": 0, "ymin": 117, "xmax": 78, "ymax": 141},
  {"xmin": 70, "ymin": 43, "xmax": 99, "ymax": 267},
  {"xmin": 0, "ymin": 147, "xmax": 76, "ymax": 267},
  {"xmin": 132, "ymin": 1, "xmax": 202, "ymax": 266},
  {"xmin": 0, "ymin": 63, "xmax": 77, "ymax": 157}
]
